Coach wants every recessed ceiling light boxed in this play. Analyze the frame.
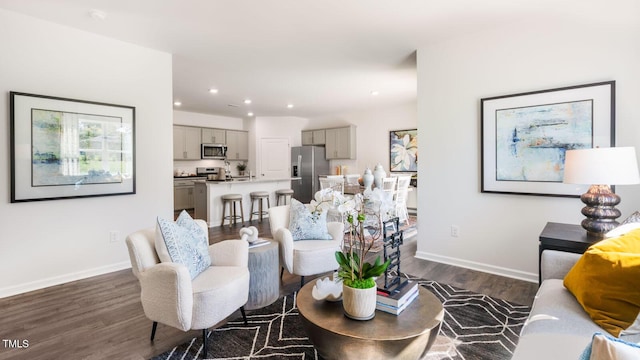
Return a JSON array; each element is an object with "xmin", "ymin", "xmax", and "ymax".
[
  {"xmin": 287, "ymin": 104, "xmax": 294, "ymax": 109},
  {"xmin": 89, "ymin": 9, "xmax": 107, "ymax": 20},
  {"xmin": 208, "ymin": 88, "xmax": 219, "ymax": 94},
  {"xmin": 244, "ymin": 99, "xmax": 252, "ymax": 105},
  {"xmin": 371, "ymin": 91, "xmax": 380, "ymax": 96},
  {"xmin": 247, "ymin": 112, "xmax": 254, "ymax": 117},
  {"xmin": 173, "ymin": 101, "xmax": 182, "ymax": 106}
]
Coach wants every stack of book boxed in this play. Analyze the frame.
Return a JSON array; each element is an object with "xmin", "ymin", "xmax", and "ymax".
[
  {"xmin": 248, "ymin": 239, "xmax": 270, "ymax": 249},
  {"xmin": 375, "ymin": 280, "xmax": 419, "ymax": 315}
]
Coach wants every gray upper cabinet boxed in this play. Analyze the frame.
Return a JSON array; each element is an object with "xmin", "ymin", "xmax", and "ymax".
[
  {"xmin": 173, "ymin": 125, "xmax": 201, "ymax": 160},
  {"xmin": 325, "ymin": 125, "xmax": 356, "ymax": 159},
  {"xmin": 202, "ymin": 128, "xmax": 226, "ymax": 144},
  {"xmin": 302, "ymin": 129, "xmax": 326, "ymax": 145},
  {"xmin": 226, "ymin": 130, "xmax": 249, "ymax": 160}
]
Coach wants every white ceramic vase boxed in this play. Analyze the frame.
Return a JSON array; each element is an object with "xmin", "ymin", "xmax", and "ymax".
[
  {"xmin": 363, "ymin": 168, "xmax": 374, "ymax": 191},
  {"xmin": 373, "ymin": 164, "xmax": 386, "ymax": 189},
  {"xmin": 342, "ymin": 284, "xmax": 377, "ymax": 320}
]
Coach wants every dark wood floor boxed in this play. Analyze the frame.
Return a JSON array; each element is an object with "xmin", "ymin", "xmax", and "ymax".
[{"xmin": 0, "ymin": 217, "xmax": 538, "ymax": 360}]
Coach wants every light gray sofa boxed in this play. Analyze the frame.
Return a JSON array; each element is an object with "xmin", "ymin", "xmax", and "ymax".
[{"xmin": 512, "ymin": 250, "xmax": 640, "ymax": 359}]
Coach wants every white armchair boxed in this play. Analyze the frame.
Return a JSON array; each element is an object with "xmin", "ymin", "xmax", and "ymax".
[
  {"xmin": 125, "ymin": 219, "xmax": 250, "ymax": 359},
  {"xmin": 268, "ymin": 205, "xmax": 344, "ymax": 287}
]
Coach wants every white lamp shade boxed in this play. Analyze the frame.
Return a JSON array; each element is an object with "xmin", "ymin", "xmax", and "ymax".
[{"xmin": 563, "ymin": 147, "xmax": 640, "ymax": 185}]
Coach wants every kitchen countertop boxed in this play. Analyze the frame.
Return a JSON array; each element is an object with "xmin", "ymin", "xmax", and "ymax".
[
  {"xmin": 174, "ymin": 175, "xmax": 206, "ymax": 179},
  {"xmin": 194, "ymin": 178, "xmax": 299, "ymax": 227},
  {"xmin": 195, "ymin": 177, "xmax": 300, "ymax": 184}
]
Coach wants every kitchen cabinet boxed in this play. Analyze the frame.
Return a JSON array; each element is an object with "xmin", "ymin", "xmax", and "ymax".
[
  {"xmin": 173, "ymin": 125, "xmax": 201, "ymax": 160},
  {"xmin": 174, "ymin": 179, "xmax": 197, "ymax": 210},
  {"xmin": 194, "ymin": 182, "xmax": 208, "ymax": 220},
  {"xmin": 174, "ymin": 186, "xmax": 193, "ymax": 210},
  {"xmin": 202, "ymin": 128, "xmax": 226, "ymax": 144},
  {"xmin": 226, "ymin": 130, "xmax": 249, "ymax": 160},
  {"xmin": 301, "ymin": 129, "xmax": 326, "ymax": 145},
  {"xmin": 325, "ymin": 125, "xmax": 356, "ymax": 159}
]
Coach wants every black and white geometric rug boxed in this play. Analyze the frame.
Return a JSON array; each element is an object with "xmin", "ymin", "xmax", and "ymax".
[
  {"xmin": 151, "ymin": 275, "xmax": 531, "ymax": 360},
  {"xmin": 410, "ymin": 276, "xmax": 531, "ymax": 359}
]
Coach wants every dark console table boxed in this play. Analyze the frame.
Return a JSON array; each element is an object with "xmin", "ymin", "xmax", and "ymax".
[{"xmin": 538, "ymin": 222, "xmax": 601, "ymax": 284}]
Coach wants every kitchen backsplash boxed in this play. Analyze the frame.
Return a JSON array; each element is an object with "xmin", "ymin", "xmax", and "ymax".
[{"xmin": 174, "ymin": 159, "xmax": 248, "ymax": 177}]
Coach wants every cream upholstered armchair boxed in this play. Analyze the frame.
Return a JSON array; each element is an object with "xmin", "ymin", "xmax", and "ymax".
[
  {"xmin": 268, "ymin": 204, "xmax": 344, "ymax": 288},
  {"xmin": 125, "ymin": 219, "xmax": 249, "ymax": 358}
]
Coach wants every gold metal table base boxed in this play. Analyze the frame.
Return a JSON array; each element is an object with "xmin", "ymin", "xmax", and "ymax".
[{"xmin": 297, "ymin": 279, "xmax": 444, "ymax": 360}]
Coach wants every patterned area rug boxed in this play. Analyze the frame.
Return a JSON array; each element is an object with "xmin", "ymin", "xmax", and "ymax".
[
  {"xmin": 150, "ymin": 274, "xmax": 530, "ymax": 360},
  {"xmin": 407, "ymin": 275, "xmax": 531, "ymax": 360}
]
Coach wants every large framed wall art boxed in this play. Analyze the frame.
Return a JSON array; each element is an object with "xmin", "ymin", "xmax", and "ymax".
[
  {"xmin": 10, "ymin": 92, "xmax": 136, "ymax": 202},
  {"xmin": 481, "ymin": 81, "xmax": 614, "ymax": 197},
  {"xmin": 390, "ymin": 129, "xmax": 417, "ymax": 172}
]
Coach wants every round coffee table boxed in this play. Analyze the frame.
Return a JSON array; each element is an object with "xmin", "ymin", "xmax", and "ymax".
[{"xmin": 297, "ymin": 279, "xmax": 443, "ymax": 360}]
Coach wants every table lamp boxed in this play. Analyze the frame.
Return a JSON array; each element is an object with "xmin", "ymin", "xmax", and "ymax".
[{"xmin": 563, "ymin": 147, "xmax": 640, "ymax": 237}]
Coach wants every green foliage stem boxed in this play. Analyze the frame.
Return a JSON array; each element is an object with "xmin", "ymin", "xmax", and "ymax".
[{"xmin": 335, "ymin": 251, "xmax": 390, "ymax": 288}]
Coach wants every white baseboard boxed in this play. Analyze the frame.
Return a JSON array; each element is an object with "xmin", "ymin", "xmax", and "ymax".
[
  {"xmin": 0, "ymin": 261, "xmax": 131, "ymax": 299},
  {"xmin": 414, "ymin": 250, "xmax": 538, "ymax": 283}
]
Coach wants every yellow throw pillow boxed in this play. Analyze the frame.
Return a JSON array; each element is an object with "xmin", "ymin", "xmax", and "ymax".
[{"xmin": 564, "ymin": 228, "xmax": 640, "ymax": 337}]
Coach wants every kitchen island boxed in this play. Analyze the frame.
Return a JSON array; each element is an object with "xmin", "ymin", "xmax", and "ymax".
[{"xmin": 194, "ymin": 177, "xmax": 300, "ymax": 227}]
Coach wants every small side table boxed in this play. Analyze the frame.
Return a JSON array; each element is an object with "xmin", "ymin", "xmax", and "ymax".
[
  {"xmin": 246, "ymin": 240, "xmax": 280, "ymax": 310},
  {"xmin": 538, "ymin": 222, "xmax": 600, "ymax": 284}
]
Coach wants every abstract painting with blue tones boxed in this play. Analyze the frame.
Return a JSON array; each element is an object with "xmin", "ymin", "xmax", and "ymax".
[{"xmin": 495, "ymin": 100, "xmax": 592, "ymax": 182}]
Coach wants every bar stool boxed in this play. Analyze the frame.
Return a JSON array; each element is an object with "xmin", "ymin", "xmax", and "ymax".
[
  {"xmin": 275, "ymin": 189, "xmax": 294, "ymax": 205},
  {"xmin": 221, "ymin": 194, "xmax": 244, "ymax": 227},
  {"xmin": 249, "ymin": 191, "xmax": 270, "ymax": 222}
]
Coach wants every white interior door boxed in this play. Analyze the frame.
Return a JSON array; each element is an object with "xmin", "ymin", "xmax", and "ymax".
[{"xmin": 260, "ymin": 138, "xmax": 290, "ymax": 178}]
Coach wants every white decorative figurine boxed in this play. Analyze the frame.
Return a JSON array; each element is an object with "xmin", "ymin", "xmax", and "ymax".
[
  {"xmin": 239, "ymin": 226, "xmax": 259, "ymax": 243},
  {"xmin": 312, "ymin": 276, "xmax": 343, "ymax": 302}
]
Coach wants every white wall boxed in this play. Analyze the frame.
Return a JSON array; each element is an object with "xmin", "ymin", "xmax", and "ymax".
[
  {"xmin": 251, "ymin": 116, "xmax": 311, "ymax": 176},
  {"xmin": 232, "ymin": 107, "xmax": 418, "ymax": 181},
  {"xmin": 416, "ymin": 18, "xmax": 640, "ymax": 282},
  {"xmin": 254, "ymin": 116, "xmax": 310, "ymax": 148},
  {"xmin": 173, "ymin": 110, "xmax": 245, "ymax": 130},
  {"xmin": 310, "ymin": 101, "xmax": 417, "ymax": 176},
  {"xmin": 172, "ymin": 110, "xmax": 246, "ymax": 175},
  {"xmin": 0, "ymin": 10, "xmax": 173, "ymax": 297}
]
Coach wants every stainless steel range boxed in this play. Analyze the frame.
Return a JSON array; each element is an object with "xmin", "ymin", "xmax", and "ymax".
[{"xmin": 196, "ymin": 167, "xmax": 225, "ymax": 180}]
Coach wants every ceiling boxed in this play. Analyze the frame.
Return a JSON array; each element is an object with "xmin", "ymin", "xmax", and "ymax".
[{"xmin": 0, "ymin": 0, "xmax": 637, "ymax": 119}]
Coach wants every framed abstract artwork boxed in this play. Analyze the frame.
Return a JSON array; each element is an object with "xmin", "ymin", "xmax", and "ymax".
[
  {"xmin": 390, "ymin": 129, "xmax": 417, "ymax": 172},
  {"xmin": 10, "ymin": 92, "xmax": 136, "ymax": 202},
  {"xmin": 481, "ymin": 81, "xmax": 615, "ymax": 197}
]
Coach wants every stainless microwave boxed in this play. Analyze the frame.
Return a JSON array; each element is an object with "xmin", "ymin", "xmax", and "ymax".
[{"xmin": 201, "ymin": 144, "xmax": 227, "ymax": 159}]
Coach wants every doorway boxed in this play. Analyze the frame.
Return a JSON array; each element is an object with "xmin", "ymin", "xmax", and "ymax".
[{"xmin": 259, "ymin": 138, "xmax": 290, "ymax": 178}]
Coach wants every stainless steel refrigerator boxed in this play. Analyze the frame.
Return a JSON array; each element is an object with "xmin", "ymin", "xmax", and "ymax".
[{"xmin": 291, "ymin": 146, "xmax": 330, "ymax": 203}]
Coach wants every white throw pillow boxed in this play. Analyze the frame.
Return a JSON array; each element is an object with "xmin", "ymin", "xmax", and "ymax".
[
  {"xmin": 606, "ymin": 211, "xmax": 640, "ymax": 238},
  {"xmin": 288, "ymin": 198, "xmax": 333, "ymax": 241},
  {"xmin": 580, "ymin": 333, "xmax": 640, "ymax": 360},
  {"xmin": 155, "ymin": 211, "xmax": 211, "ymax": 279}
]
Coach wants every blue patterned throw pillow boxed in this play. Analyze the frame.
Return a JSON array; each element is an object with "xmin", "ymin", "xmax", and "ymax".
[
  {"xmin": 156, "ymin": 211, "xmax": 211, "ymax": 279},
  {"xmin": 288, "ymin": 198, "xmax": 333, "ymax": 241}
]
